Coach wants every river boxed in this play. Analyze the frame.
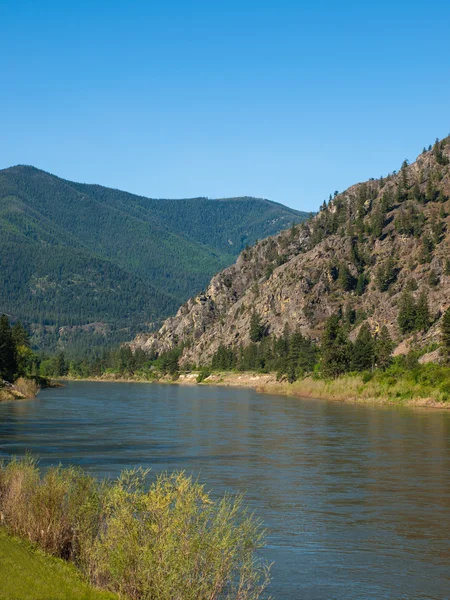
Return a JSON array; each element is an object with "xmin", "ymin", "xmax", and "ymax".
[{"xmin": 1, "ymin": 381, "xmax": 449, "ymax": 599}]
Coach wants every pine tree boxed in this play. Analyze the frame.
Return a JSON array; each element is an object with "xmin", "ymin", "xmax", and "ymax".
[
  {"xmin": 11, "ymin": 321, "xmax": 30, "ymax": 348},
  {"xmin": 320, "ymin": 314, "xmax": 351, "ymax": 378},
  {"xmin": 56, "ymin": 352, "xmax": 69, "ymax": 376},
  {"xmin": 375, "ymin": 326, "xmax": 394, "ymax": 370},
  {"xmin": 445, "ymin": 259, "xmax": 450, "ymax": 276},
  {"xmin": 351, "ymin": 323, "xmax": 375, "ymax": 371},
  {"xmin": 398, "ymin": 291, "xmax": 416, "ymax": 334},
  {"xmin": 442, "ymin": 308, "xmax": 450, "ymax": 362},
  {"xmin": 415, "ymin": 291, "xmax": 431, "ymax": 332},
  {"xmin": 355, "ymin": 272, "xmax": 369, "ymax": 296},
  {"xmin": 0, "ymin": 314, "xmax": 18, "ymax": 382},
  {"xmin": 338, "ymin": 264, "xmax": 355, "ymax": 291},
  {"xmin": 376, "ymin": 257, "xmax": 398, "ymax": 292},
  {"xmin": 249, "ymin": 311, "xmax": 265, "ymax": 343}
]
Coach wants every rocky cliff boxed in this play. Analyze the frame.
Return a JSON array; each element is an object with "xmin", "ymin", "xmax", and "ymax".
[{"xmin": 131, "ymin": 137, "xmax": 450, "ymax": 365}]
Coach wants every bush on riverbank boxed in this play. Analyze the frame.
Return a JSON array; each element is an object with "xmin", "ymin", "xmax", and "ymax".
[
  {"xmin": 12, "ymin": 377, "xmax": 40, "ymax": 398},
  {"xmin": 0, "ymin": 456, "xmax": 270, "ymax": 600}
]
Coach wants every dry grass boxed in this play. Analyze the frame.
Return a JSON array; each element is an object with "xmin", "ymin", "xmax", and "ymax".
[
  {"xmin": 0, "ymin": 456, "xmax": 270, "ymax": 600},
  {"xmin": 13, "ymin": 377, "xmax": 40, "ymax": 398}
]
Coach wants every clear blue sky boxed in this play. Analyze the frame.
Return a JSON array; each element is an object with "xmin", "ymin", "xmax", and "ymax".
[{"xmin": 1, "ymin": 0, "xmax": 449, "ymax": 211}]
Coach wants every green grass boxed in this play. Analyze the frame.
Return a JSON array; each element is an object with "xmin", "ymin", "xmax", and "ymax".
[{"xmin": 0, "ymin": 530, "xmax": 117, "ymax": 600}]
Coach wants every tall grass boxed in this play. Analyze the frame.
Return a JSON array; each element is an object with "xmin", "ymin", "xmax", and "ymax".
[
  {"xmin": 13, "ymin": 377, "xmax": 41, "ymax": 398},
  {"xmin": 261, "ymin": 362, "xmax": 450, "ymax": 406},
  {"xmin": 0, "ymin": 456, "xmax": 270, "ymax": 600}
]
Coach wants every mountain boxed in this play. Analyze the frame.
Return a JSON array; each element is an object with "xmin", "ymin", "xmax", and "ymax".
[
  {"xmin": 0, "ymin": 166, "xmax": 308, "ymax": 355},
  {"xmin": 131, "ymin": 137, "xmax": 450, "ymax": 364}
]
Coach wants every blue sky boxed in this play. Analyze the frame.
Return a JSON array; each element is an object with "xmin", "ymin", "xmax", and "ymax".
[{"xmin": 1, "ymin": 0, "xmax": 449, "ymax": 211}]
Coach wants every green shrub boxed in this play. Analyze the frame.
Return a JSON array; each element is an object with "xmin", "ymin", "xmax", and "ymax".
[
  {"xmin": 0, "ymin": 457, "xmax": 270, "ymax": 600},
  {"xmin": 361, "ymin": 371, "xmax": 374, "ymax": 383},
  {"xmin": 196, "ymin": 367, "xmax": 212, "ymax": 383}
]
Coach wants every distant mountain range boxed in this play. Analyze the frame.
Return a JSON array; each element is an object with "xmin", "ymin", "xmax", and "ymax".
[{"xmin": 0, "ymin": 165, "xmax": 308, "ymax": 355}]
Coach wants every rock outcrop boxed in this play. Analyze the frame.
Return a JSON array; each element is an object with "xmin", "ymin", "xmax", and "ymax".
[{"xmin": 131, "ymin": 138, "xmax": 450, "ymax": 365}]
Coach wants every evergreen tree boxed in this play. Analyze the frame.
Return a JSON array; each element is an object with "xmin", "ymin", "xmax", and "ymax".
[
  {"xmin": 375, "ymin": 326, "xmax": 394, "ymax": 370},
  {"xmin": 351, "ymin": 323, "xmax": 375, "ymax": 371},
  {"xmin": 420, "ymin": 236, "xmax": 434, "ymax": 263},
  {"xmin": 249, "ymin": 311, "xmax": 265, "ymax": 343},
  {"xmin": 428, "ymin": 270, "xmax": 440, "ymax": 287},
  {"xmin": 442, "ymin": 308, "xmax": 450, "ymax": 362},
  {"xmin": 445, "ymin": 259, "xmax": 450, "ymax": 276},
  {"xmin": 320, "ymin": 314, "xmax": 351, "ymax": 378},
  {"xmin": 0, "ymin": 314, "xmax": 18, "ymax": 382},
  {"xmin": 398, "ymin": 291, "xmax": 416, "ymax": 334},
  {"xmin": 338, "ymin": 264, "xmax": 355, "ymax": 291},
  {"xmin": 376, "ymin": 257, "xmax": 398, "ymax": 292},
  {"xmin": 415, "ymin": 291, "xmax": 430, "ymax": 331},
  {"xmin": 11, "ymin": 321, "xmax": 30, "ymax": 348},
  {"xmin": 56, "ymin": 352, "xmax": 69, "ymax": 377},
  {"xmin": 355, "ymin": 272, "xmax": 369, "ymax": 296}
]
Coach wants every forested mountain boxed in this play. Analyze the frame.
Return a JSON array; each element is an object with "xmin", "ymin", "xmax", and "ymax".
[
  {"xmin": 132, "ymin": 137, "xmax": 450, "ymax": 366},
  {"xmin": 0, "ymin": 166, "xmax": 307, "ymax": 355}
]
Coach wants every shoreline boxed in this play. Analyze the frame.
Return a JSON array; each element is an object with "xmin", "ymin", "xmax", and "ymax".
[{"xmin": 60, "ymin": 372, "xmax": 450, "ymax": 410}]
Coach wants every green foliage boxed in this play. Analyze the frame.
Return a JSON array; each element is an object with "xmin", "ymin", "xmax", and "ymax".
[
  {"xmin": 320, "ymin": 314, "xmax": 351, "ymax": 378},
  {"xmin": 351, "ymin": 323, "xmax": 375, "ymax": 371},
  {"xmin": 0, "ymin": 315, "xmax": 18, "ymax": 382},
  {"xmin": 442, "ymin": 308, "xmax": 450, "ymax": 363},
  {"xmin": 428, "ymin": 270, "xmax": 440, "ymax": 287},
  {"xmin": 394, "ymin": 204, "xmax": 425, "ymax": 237},
  {"xmin": 337, "ymin": 264, "xmax": 356, "ymax": 291},
  {"xmin": 196, "ymin": 367, "xmax": 211, "ymax": 383},
  {"xmin": 375, "ymin": 326, "xmax": 394, "ymax": 370},
  {"xmin": 0, "ymin": 530, "xmax": 117, "ymax": 600},
  {"xmin": 249, "ymin": 312, "xmax": 266, "ymax": 343},
  {"xmin": 375, "ymin": 257, "xmax": 398, "ymax": 292},
  {"xmin": 159, "ymin": 347, "xmax": 182, "ymax": 376},
  {"xmin": 211, "ymin": 345, "xmax": 237, "ymax": 370},
  {"xmin": 0, "ymin": 166, "xmax": 307, "ymax": 356},
  {"xmin": 0, "ymin": 457, "xmax": 270, "ymax": 600},
  {"xmin": 355, "ymin": 272, "xmax": 369, "ymax": 296},
  {"xmin": 433, "ymin": 139, "xmax": 450, "ymax": 165},
  {"xmin": 397, "ymin": 290, "xmax": 431, "ymax": 335},
  {"xmin": 420, "ymin": 235, "xmax": 435, "ymax": 263},
  {"xmin": 398, "ymin": 291, "xmax": 417, "ymax": 334}
]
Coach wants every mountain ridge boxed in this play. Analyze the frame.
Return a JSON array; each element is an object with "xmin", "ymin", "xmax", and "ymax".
[
  {"xmin": 0, "ymin": 165, "xmax": 308, "ymax": 355},
  {"xmin": 131, "ymin": 137, "xmax": 450, "ymax": 364}
]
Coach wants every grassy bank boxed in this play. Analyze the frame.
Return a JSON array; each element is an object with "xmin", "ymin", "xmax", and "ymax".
[
  {"xmin": 0, "ymin": 456, "xmax": 270, "ymax": 600},
  {"xmin": 0, "ymin": 530, "xmax": 116, "ymax": 600},
  {"xmin": 201, "ymin": 364, "xmax": 450, "ymax": 408},
  {"xmin": 65, "ymin": 363, "xmax": 450, "ymax": 409}
]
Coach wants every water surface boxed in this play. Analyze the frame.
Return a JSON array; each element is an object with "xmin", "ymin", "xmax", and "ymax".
[{"xmin": 1, "ymin": 382, "xmax": 449, "ymax": 599}]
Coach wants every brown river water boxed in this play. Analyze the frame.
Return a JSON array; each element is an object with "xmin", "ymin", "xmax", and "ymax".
[{"xmin": 0, "ymin": 381, "xmax": 449, "ymax": 599}]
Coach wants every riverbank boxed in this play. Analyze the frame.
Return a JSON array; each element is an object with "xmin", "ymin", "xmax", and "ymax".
[
  {"xmin": 0, "ymin": 456, "xmax": 268, "ymax": 600},
  {"xmin": 63, "ymin": 369, "xmax": 450, "ymax": 409},
  {"xmin": 0, "ymin": 376, "xmax": 59, "ymax": 402},
  {"xmin": 0, "ymin": 530, "xmax": 117, "ymax": 600}
]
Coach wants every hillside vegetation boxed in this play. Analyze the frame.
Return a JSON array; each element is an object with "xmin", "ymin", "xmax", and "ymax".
[
  {"xmin": 0, "ymin": 166, "xmax": 307, "ymax": 355},
  {"xmin": 132, "ymin": 137, "xmax": 450, "ymax": 369}
]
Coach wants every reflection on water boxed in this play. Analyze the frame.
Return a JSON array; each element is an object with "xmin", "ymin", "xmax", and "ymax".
[{"xmin": 1, "ymin": 382, "xmax": 450, "ymax": 600}]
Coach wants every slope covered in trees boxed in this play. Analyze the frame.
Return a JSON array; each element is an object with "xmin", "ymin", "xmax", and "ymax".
[
  {"xmin": 0, "ymin": 166, "xmax": 307, "ymax": 355},
  {"xmin": 132, "ymin": 136, "xmax": 450, "ymax": 369}
]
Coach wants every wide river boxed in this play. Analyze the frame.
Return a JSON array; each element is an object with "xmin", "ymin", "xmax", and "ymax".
[{"xmin": 0, "ymin": 382, "xmax": 449, "ymax": 599}]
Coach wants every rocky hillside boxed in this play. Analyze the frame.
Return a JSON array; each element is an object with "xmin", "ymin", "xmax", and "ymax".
[{"xmin": 131, "ymin": 137, "xmax": 450, "ymax": 365}]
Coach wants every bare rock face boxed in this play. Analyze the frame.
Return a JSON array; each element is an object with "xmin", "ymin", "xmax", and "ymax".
[{"xmin": 131, "ymin": 139, "xmax": 450, "ymax": 365}]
